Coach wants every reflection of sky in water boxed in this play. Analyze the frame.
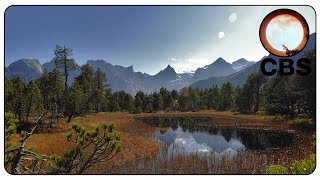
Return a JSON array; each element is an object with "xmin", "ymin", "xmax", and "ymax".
[{"xmin": 155, "ymin": 127, "xmax": 245, "ymax": 157}]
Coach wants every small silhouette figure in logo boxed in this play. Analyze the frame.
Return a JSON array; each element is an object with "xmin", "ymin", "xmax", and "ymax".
[{"xmin": 282, "ymin": 45, "xmax": 299, "ymax": 56}]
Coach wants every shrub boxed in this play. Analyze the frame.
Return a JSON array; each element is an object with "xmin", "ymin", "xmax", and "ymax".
[
  {"xmin": 5, "ymin": 113, "xmax": 16, "ymax": 141},
  {"xmin": 292, "ymin": 154, "xmax": 316, "ymax": 174},
  {"xmin": 266, "ymin": 165, "xmax": 289, "ymax": 174},
  {"xmin": 266, "ymin": 154, "xmax": 316, "ymax": 174},
  {"xmin": 164, "ymin": 107, "xmax": 171, "ymax": 112},
  {"xmin": 51, "ymin": 123, "xmax": 122, "ymax": 174},
  {"xmin": 133, "ymin": 107, "xmax": 143, "ymax": 114}
]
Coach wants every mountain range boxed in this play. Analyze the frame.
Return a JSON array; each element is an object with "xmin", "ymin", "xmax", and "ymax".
[
  {"xmin": 191, "ymin": 33, "xmax": 316, "ymax": 89},
  {"xmin": 5, "ymin": 56, "xmax": 253, "ymax": 95},
  {"xmin": 5, "ymin": 33, "xmax": 315, "ymax": 94}
]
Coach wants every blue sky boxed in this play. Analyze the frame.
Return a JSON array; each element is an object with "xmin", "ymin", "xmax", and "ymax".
[{"xmin": 5, "ymin": 6, "xmax": 315, "ymax": 75}]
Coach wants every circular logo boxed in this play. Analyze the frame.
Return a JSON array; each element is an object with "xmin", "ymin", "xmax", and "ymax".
[{"xmin": 259, "ymin": 9, "xmax": 309, "ymax": 57}]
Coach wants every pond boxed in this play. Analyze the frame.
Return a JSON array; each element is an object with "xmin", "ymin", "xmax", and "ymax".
[
  {"xmin": 135, "ymin": 116, "xmax": 295, "ymax": 157},
  {"xmin": 98, "ymin": 115, "xmax": 311, "ymax": 174}
]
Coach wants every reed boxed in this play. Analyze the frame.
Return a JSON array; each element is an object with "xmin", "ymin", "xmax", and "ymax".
[{"xmin": 6, "ymin": 111, "xmax": 315, "ymax": 174}]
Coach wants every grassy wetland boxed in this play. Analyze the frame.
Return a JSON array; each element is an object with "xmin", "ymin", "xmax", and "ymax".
[{"xmin": 7, "ymin": 110, "xmax": 315, "ymax": 174}]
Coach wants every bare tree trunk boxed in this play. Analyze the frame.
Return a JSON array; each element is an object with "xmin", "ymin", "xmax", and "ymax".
[
  {"xmin": 26, "ymin": 94, "xmax": 33, "ymax": 123},
  {"xmin": 63, "ymin": 59, "xmax": 68, "ymax": 114},
  {"xmin": 12, "ymin": 109, "xmax": 49, "ymax": 174},
  {"xmin": 64, "ymin": 59, "xmax": 68, "ymax": 92},
  {"xmin": 254, "ymin": 78, "xmax": 260, "ymax": 113}
]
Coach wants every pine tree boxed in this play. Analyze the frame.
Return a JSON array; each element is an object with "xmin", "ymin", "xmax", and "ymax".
[
  {"xmin": 25, "ymin": 80, "xmax": 43, "ymax": 122},
  {"xmin": 117, "ymin": 91, "xmax": 127, "ymax": 110},
  {"xmin": 264, "ymin": 74, "xmax": 290, "ymax": 115},
  {"xmin": 38, "ymin": 69, "xmax": 64, "ymax": 113},
  {"xmin": 302, "ymin": 49, "xmax": 316, "ymax": 120},
  {"xmin": 189, "ymin": 87, "xmax": 200, "ymax": 111},
  {"xmin": 76, "ymin": 64, "xmax": 95, "ymax": 94},
  {"xmin": 218, "ymin": 82, "xmax": 234, "ymax": 110},
  {"xmin": 93, "ymin": 68, "xmax": 107, "ymax": 113},
  {"xmin": 143, "ymin": 95, "xmax": 153, "ymax": 113},
  {"xmin": 236, "ymin": 83, "xmax": 253, "ymax": 113},
  {"xmin": 65, "ymin": 79, "xmax": 86, "ymax": 122},
  {"xmin": 103, "ymin": 88, "xmax": 113, "ymax": 112},
  {"xmin": 75, "ymin": 64, "xmax": 95, "ymax": 112},
  {"xmin": 11, "ymin": 77, "xmax": 25, "ymax": 122},
  {"xmin": 160, "ymin": 87, "xmax": 173, "ymax": 109},
  {"xmin": 134, "ymin": 91, "xmax": 145, "ymax": 111},
  {"xmin": 5, "ymin": 76, "xmax": 14, "ymax": 112},
  {"xmin": 208, "ymin": 85, "xmax": 220, "ymax": 110},
  {"xmin": 110, "ymin": 92, "xmax": 121, "ymax": 112},
  {"xmin": 247, "ymin": 73, "xmax": 267, "ymax": 112},
  {"xmin": 152, "ymin": 92, "xmax": 164, "ymax": 111},
  {"xmin": 54, "ymin": 45, "xmax": 77, "ymax": 92},
  {"xmin": 124, "ymin": 94, "xmax": 134, "ymax": 112},
  {"xmin": 233, "ymin": 86, "xmax": 242, "ymax": 111},
  {"xmin": 171, "ymin": 90, "xmax": 179, "ymax": 100},
  {"xmin": 235, "ymin": 72, "xmax": 267, "ymax": 113},
  {"xmin": 285, "ymin": 49, "xmax": 316, "ymax": 119}
]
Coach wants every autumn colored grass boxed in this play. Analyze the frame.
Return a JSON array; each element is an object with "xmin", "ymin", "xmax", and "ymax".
[{"xmin": 7, "ymin": 110, "xmax": 316, "ymax": 174}]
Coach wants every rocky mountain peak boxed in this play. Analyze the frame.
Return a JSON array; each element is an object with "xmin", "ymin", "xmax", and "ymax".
[{"xmin": 6, "ymin": 59, "xmax": 44, "ymax": 82}]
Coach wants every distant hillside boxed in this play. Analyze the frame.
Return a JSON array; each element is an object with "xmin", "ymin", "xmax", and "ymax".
[
  {"xmin": 192, "ymin": 57, "xmax": 236, "ymax": 81},
  {"xmin": 86, "ymin": 60, "xmax": 150, "ymax": 95},
  {"xmin": 5, "ymin": 59, "xmax": 44, "ymax": 82},
  {"xmin": 6, "ymin": 57, "xmax": 246, "ymax": 94},
  {"xmin": 191, "ymin": 33, "xmax": 316, "ymax": 89},
  {"xmin": 232, "ymin": 58, "xmax": 255, "ymax": 71}
]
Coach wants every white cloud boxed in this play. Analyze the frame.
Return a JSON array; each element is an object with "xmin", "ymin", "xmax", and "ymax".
[
  {"xmin": 229, "ymin": 13, "xmax": 237, "ymax": 23},
  {"xmin": 169, "ymin": 58, "xmax": 212, "ymax": 73},
  {"xmin": 169, "ymin": 58, "xmax": 178, "ymax": 62},
  {"xmin": 185, "ymin": 58, "xmax": 211, "ymax": 64}
]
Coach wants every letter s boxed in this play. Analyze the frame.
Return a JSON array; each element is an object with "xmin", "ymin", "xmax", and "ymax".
[{"xmin": 296, "ymin": 58, "xmax": 311, "ymax": 76}]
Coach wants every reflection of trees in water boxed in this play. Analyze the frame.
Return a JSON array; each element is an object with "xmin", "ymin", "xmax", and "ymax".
[
  {"xmin": 220, "ymin": 128, "xmax": 233, "ymax": 142},
  {"xmin": 237, "ymin": 130, "xmax": 294, "ymax": 150},
  {"xmin": 171, "ymin": 123, "xmax": 178, "ymax": 131},
  {"xmin": 135, "ymin": 116, "xmax": 294, "ymax": 151}
]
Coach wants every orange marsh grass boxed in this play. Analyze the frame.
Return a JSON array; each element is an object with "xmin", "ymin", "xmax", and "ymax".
[{"xmin": 6, "ymin": 111, "xmax": 315, "ymax": 174}]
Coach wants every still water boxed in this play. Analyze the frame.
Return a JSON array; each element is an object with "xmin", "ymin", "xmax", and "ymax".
[
  {"xmin": 136, "ymin": 116, "xmax": 295, "ymax": 157},
  {"xmin": 155, "ymin": 126, "xmax": 245, "ymax": 157}
]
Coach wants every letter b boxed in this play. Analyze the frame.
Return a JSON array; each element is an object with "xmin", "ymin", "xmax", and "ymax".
[{"xmin": 279, "ymin": 58, "xmax": 294, "ymax": 76}]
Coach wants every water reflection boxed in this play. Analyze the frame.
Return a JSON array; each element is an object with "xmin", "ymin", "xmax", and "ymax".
[
  {"xmin": 155, "ymin": 127, "xmax": 245, "ymax": 157},
  {"xmin": 136, "ymin": 116, "xmax": 294, "ymax": 157}
]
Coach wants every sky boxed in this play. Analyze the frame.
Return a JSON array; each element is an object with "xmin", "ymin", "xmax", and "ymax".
[{"xmin": 5, "ymin": 6, "xmax": 315, "ymax": 75}]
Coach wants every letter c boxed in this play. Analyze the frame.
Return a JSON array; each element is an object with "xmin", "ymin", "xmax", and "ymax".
[{"xmin": 260, "ymin": 58, "xmax": 277, "ymax": 76}]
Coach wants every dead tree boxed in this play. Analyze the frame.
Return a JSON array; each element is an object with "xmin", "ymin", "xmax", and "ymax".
[{"xmin": 5, "ymin": 109, "xmax": 50, "ymax": 174}]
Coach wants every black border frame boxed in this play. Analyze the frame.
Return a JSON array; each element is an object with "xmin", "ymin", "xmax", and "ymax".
[{"xmin": 3, "ymin": 4, "xmax": 317, "ymax": 175}]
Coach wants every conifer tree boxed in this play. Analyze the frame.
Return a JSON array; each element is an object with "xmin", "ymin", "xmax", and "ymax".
[
  {"xmin": 25, "ymin": 80, "xmax": 43, "ymax": 122},
  {"xmin": 5, "ymin": 76, "xmax": 14, "ymax": 112},
  {"xmin": 11, "ymin": 77, "xmax": 25, "ymax": 122},
  {"xmin": 54, "ymin": 45, "xmax": 77, "ymax": 92},
  {"xmin": 93, "ymin": 68, "xmax": 108, "ymax": 113}
]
